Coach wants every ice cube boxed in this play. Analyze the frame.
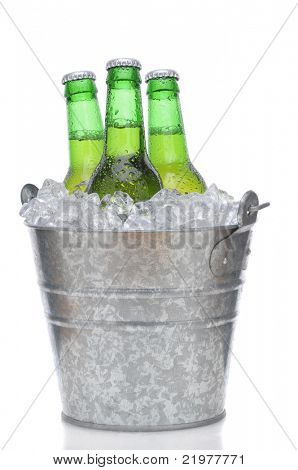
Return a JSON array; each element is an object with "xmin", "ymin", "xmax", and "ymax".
[
  {"xmin": 150, "ymin": 188, "xmax": 180, "ymax": 204},
  {"xmin": 100, "ymin": 191, "xmax": 134, "ymax": 222},
  {"xmin": 87, "ymin": 193, "xmax": 101, "ymax": 206},
  {"xmin": 123, "ymin": 201, "xmax": 156, "ymax": 231},
  {"xmin": 37, "ymin": 179, "xmax": 68, "ymax": 201}
]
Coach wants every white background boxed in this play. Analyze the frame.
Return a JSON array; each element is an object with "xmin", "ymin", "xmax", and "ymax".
[{"xmin": 0, "ymin": 0, "xmax": 298, "ymax": 467}]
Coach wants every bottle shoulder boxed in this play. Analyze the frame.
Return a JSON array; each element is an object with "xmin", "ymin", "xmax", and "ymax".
[{"xmin": 88, "ymin": 152, "xmax": 161, "ymax": 200}]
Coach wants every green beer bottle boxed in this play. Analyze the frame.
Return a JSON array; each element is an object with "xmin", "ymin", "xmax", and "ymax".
[
  {"xmin": 62, "ymin": 71, "xmax": 104, "ymax": 193},
  {"xmin": 146, "ymin": 70, "xmax": 206, "ymax": 194},
  {"xmin": 88, "ymin": 59, "xmax": 161, "ymax": 202}
]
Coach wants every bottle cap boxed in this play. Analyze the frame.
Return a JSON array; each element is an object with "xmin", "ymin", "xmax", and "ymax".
[
  {"xmin": 106, "ymin": 58, "xmax": 141, "ymax": 70},
  {"xmin": 62, "ymin": 71, "xmax": 96, "ymax": 85},
  {"xmin": 145, "ymin": 69, "xmax": 179, "ymax": 82}
]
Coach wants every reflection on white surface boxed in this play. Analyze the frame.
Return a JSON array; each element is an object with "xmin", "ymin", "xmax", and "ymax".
[{"xmin": 63, "ymin": 419, "xmax": 224, "ymax": 450}]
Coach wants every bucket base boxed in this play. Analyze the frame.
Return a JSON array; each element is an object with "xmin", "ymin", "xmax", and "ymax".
[{"xmin": 61, "ymin": 410, "xmax": 226, "ymax": 432}]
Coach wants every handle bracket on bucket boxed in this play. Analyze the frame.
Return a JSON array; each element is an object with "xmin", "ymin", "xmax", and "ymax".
[
  {"xmin": 210, "ymin": 191, "xmax": 270, "ymax": 277},
  {"xmin": 20, "ymin": 183, "xmax": 39, "ymax": 204},
  {"xmin": 237, "ymin": 190, "xmax": 270, "ymax": 227}
]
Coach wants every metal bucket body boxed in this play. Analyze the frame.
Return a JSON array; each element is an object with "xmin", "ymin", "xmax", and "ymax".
[{"xmin": 29, "ymin": 214, "xmax": 254, "ymax": 430}]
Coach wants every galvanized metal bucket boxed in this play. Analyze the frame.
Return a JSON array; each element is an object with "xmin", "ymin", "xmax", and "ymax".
[{"xmin": 27, "ymin": 190, "xmax": 267, "ymax": 431}]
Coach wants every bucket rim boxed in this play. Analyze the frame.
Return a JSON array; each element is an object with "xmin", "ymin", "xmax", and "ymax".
[{"xmin": 24, "ymin": 221, "xmax": 240, "ymax": 234}]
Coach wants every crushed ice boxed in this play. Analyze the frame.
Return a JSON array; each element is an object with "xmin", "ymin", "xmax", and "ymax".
[{"xmin": 20, "ymin": 179, "xmax": 239, "ymax": 230}]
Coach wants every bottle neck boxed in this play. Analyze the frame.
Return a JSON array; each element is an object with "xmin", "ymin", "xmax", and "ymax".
[
  {"xmin": 147, "ymin": 78, "xmax": 189, "ymax": 164},
  {"xmin": 65, "ymin": 79, "xmax": 104, "ymax": 141},
  {"xmin": 105, "ymin": 67, "xmax": 145, "ymax": 158}
]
